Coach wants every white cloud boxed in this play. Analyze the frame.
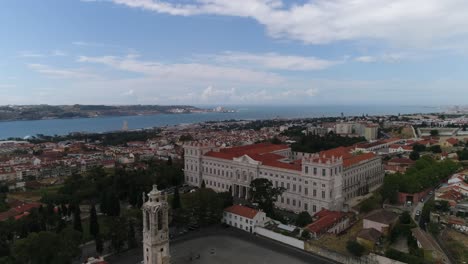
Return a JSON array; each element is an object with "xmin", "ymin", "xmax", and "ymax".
[
  {"xmin": 355, "ymin": 53, "xmax": 406, "ymax": 63},
  {"xmin": 52, "ymin": 50, "xmax": 67, "ymax": 56},
  {"xmin": 27, "ymin": 64, "xmax": 99, "ymax": 79},
  {"xmin": 355, "ymin": 56, "xmax": 377, "ymax": 63},
  {"xmin": 77, "ymin": 54, "xmax": 283, "ymax": 84},
  {"xmin": 93, "ymin": 0, "xmax": 468, "ymax": 49},
  {"xmin": 18, "ymin": 51, "xmax": 44, "ymax": 58},
  {"xmin": 210, "ymin": 51, "xmax": 338, "ymax": 70},
  {"xmin": 121, "ymin": 89, "xmax": 135, "ymax": 96}
]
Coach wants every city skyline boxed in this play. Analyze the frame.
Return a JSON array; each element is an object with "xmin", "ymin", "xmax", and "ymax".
[{"xmin": 2, "ymin": 0, "xmax": 468, "ymax": 105}]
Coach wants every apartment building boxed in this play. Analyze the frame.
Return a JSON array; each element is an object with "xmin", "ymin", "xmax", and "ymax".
[{"xmin": 183, "ymin": 143, "xmax": 384, "ymax": 215}]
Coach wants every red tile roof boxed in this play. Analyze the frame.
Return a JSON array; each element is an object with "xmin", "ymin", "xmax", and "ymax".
[
  {"xmin": 0, "ymin": 202, "xmax": 42, "ymax": 221},
  {"xmin": 224, "ymin": 205, "xmax": 259, "ymax": 219},
  {"xmin": 388, "ymin": 157, "xmax": 415, "ymax": 165},
  {"xmin": 306, "ymin": 209, "xmax": 346, "ymax": 234},
  {"xmin": 319, "ymin": 147, "xmax": 377, "ymax": 168},
  {"xmin": 205, "ymin": 143, "xmax": 289, "ymax": 160},
  {"xmin": 445, "ymin": 138, "xmax": 459, "ymax": 145}
]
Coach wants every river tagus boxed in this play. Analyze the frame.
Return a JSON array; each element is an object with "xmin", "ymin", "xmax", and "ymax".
[{"xmin": 0, "ymin": 105, "xmax": 439, "ymax": 139}]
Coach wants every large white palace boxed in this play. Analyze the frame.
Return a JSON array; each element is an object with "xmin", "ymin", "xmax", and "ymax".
[{"xmin": 183, "ymin": 142, "xmax": 384, "ymax": 214}]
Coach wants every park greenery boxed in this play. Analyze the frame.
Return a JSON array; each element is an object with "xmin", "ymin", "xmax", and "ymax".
[
  {"xmin": 457, "ymin": 148, "xmax": 468, "ymax": 160},
  {"xmin": 286, "ymin": 131, "xmax": 366, "ymax": 153},
  {"xmin": 0, "ymin": 159, "xmax": 190, "ymax": 263},
  {"xmin": 381, "ymin": 156, "xmax": 460, "ymax": 202}
]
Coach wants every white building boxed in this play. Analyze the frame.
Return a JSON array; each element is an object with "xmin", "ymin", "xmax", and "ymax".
[
  {"xmin": 184, "ymin": 143, "xmax": 384, "ymax": 215},
  {"xmin": 222, "ymin": 204, "xmax": 267, "ymax": 233}
]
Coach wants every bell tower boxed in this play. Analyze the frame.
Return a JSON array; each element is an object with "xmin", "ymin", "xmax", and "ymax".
[{"xmin": 142, "ymin": 185, "xmax": 170, "ymax": 264}]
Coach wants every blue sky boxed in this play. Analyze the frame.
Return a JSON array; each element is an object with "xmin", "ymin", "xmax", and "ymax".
[{"xmin": 1, "ymin": 0, "xmax": 468, "ymax": 105}]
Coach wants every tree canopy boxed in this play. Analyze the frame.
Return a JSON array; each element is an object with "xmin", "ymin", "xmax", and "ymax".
[
  {"xmin": 381, "ymin": 156, "xmax": 460, "ymax": 198},
  {"xmin": 249, "ymin": 178, "xmax": 285, "ymax": 217}
]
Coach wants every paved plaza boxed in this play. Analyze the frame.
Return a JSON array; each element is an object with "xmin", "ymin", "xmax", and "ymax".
[{"xmin": 107, "ymin": 227, "xmax": 335, "ymax": 264}]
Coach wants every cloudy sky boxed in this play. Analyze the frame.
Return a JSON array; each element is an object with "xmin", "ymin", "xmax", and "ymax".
[{"xmin": 1, "ymin": 0, "xmax": 468, "ymax": 105}]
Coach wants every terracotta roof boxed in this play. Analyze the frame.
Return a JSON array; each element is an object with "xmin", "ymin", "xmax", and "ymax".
[
  {"xmin": 205, "ymin": 143, "xmax": 299, "ymax": 170},
  {"xmin": 0, "ymin": 202, "xmax": 42, "ymax": 221},
  {"xmin": 445, "ymin": 138, "xmax": 458, "ymax": 145},
  {"xmin": 364, "ymin": 210, "xmax": 398, "ymax": 225},
  {"xmin": 306, "ymin": 209, "xmax": 346, "ymax": 234},
  {"xmin": 205, "ymin": 143, "xmax": 289, "ymax": 160},
  {"xmin": 388, "ymin": 157, "xmax": 415, "ymax": 165},
  {"xmin": 224, "ymin": 205, "xmax": 259, "ymax": 219}
]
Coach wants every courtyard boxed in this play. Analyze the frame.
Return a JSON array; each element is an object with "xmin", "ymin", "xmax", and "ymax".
[{"xmin": 107, "ymin": 227, "xmax": 336, "ymax": 264}]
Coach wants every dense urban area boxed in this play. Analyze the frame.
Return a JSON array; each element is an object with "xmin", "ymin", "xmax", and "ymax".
[{"xmin": 0, "ymin": 112, "xmax": 468, "ymax": 264}]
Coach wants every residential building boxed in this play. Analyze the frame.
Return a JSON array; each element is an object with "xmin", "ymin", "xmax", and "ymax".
[
  {"xmin": 363, "ymin": 210, "xmax": 398, "ymax": 235},
  {"xmin": 306, "ymin": 209, "xmax": 350, "ymax": 238},
  {"xmin": 222, "ymin": 204, "xmax": 267, "ymax": 233}
]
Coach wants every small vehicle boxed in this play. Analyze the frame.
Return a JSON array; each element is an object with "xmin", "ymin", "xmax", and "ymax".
[
  {"xmin": 420, "ymin": 198, "xmax": 424, "ymax": 202},
  {"xmin": 416, "ymin": 210, "xmax": 421, "ymax": 216}
]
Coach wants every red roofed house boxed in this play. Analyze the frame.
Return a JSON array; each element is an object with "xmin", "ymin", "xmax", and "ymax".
[
  {"xmin": 0, "ymin": 201, "xmax": 42, "ymax": 222},
  {"xmin": 441, "ymin": 138, "xmax": 459, "ymax": 148},
  {"xmin": 306, "ymin": 209, "xmax": 350, "ymax": 238},
  {"xmin": 223, "ymin": 205, "xmax": 267, "ymax": 233},
  {"xmin": 184, "ymin": 142, "xmax": 384, "ymax": 215}
]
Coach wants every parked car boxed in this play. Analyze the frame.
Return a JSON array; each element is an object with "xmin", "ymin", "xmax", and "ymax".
[{"xmin": 416, "ymin": 210, "xmax": 421, "ymax": 216}]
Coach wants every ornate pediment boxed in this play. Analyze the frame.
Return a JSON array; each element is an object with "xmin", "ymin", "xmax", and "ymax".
[{"xmin": 233, "ymin": 154, "xmax": 260, "ymax": 165}]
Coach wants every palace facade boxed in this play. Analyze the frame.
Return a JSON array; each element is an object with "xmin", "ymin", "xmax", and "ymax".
[{"xmin": 183, "ymin": 142, "xmax": 384, "ymax": 214}]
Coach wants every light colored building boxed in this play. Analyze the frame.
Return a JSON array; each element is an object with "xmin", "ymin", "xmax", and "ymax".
[
  {"xmin": 222, "ymin": 204, "xmax": 267, "ymax": 233},
  {"xmin": 363, "ymin": 125, "xmax": 379, "ymax": 141},
  {"xmin": 363, "ymin": 210, "xmax": 398, "ymax": 235},
  {"xmin": 184, "ymin": 143, "xmax": 384, "ymax": 215},
  {"xmin": 142, "ymin": 185, "xmax": 170, "ymax": 264}
]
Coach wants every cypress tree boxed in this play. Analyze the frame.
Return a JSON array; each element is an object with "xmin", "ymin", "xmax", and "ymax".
[
  {"xmin": 127, "ymin": 220, "xmax": 137, "ymax": 249},
  {"xmin": 172, "ymin": 186, "xmax": 181, "ymax": 209},
  {"xmin": 95, "ymin": 235, "xmax": 104, "ymax": 254},
  {"xmin": 73, "ymin": 204, "xmax": 83, "ymax": 233},
  {"xmin": 89, "ymin": 204, "xmax": 100, "ymax": 238},
  {"xmin": 201, "ymin": 180, "xmax": 206, "ymax": 189}
]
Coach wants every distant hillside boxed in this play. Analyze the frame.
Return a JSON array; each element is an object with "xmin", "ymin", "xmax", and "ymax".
[{"xmin": 0, "ymin": 104, "xmax": 204, "ymax": 121}]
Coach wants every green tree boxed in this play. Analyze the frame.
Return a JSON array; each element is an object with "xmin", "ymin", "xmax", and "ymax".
[
  {"xmin": 400, "ymin": 211, "xmax": 411, "ymax": 225},
  {"xmin": 172, "ymin": 186, "xmax": 181, "ymax": 209},
  {"xmin": 295, "ymin": 211, "xmax": 312, "ymax": 227},
  {"xmin": 430, "ymin": 130, "xmax": 439, "ymax": 136},
  {"xmin": 72, "ymin": 204, "xmax": 82, "ymax": 233},
  {"xmin": 301, "ymin": 229, "xmax": 311, "ymax": 240},
  {"xmin": 12, "ymin": 229, "xmax": 80, "ymax": 264},
  {"xmin": 429, "ymin": 145, "xmax": 442, "ymax": 153},
  {"xmin": 347, "ymin": 240, "xmax": 365, "ymax": 257},
  {"xmin": 249, "ymin": 178, "xmax": 285, "ymax": 217},
  {"xmin": 89, "ymin": 204, "xmax": 100, "ymax": 239},
  {"xmin": 166, "ymin": 156, "xmax": 173, "ymax": 166},
  {"xmin": 201, "ymin": 180, "xmax": 206, "ymax": 189},
  {"xmin": 412, "ymin": 144, "xmax": 426, "ymax": 152},
  {"xmin": 109, "ymin": 217, "xmax": 128, "ymax": 253},
  {"xmin": 95, "ymin": 235, "xmax": 104, "ymax": 254},
  {"xmin": 127, "ymin": 219, "xmax": 137, "ymax": 249},
  {"xmin": 409, "ymin": 151, "xmax": 420, "ymax": 161}
]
